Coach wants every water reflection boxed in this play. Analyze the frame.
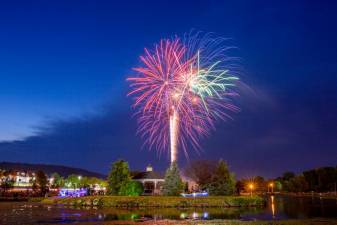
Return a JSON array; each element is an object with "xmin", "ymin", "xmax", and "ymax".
[
  {"xmin": 271, "ymin": 195, "xmax": 275, "ymax": 218},
  {"xmin": 180, "ymin": 212, "xmax": 187, "ymax": 219},
  {"xmin": 192, "ymin": 212, "xmax": 198, "ymax": 219},
  {"xmin": 269, "ymin": 195, "xmax": 336, "ymax": 220},
  {"xmin": 180, "ymin": 212, "xmax": 205, "ymax": 220},
  {"xmin": 99, "ymin": 207, "xmax": 263, "ymax": 221},
  {"xmin": 0, "ymin": 195, "xmax": 336, "ymax": 224}
]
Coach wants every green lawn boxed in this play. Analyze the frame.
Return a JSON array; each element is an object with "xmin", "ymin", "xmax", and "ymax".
[{"xmin": 42, "ymin": 195, "xmax": 265, "ymax": 208}]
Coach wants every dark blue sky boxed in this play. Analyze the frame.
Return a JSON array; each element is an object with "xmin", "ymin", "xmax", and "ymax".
[{"xmin": 0, "ymin": 0, "xmax": 336, "ymax": 178}]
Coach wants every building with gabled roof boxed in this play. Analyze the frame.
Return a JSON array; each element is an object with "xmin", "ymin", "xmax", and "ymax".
[{"xmin": 132, "ymin": 164, "xmax": 164, "ymax": 195}]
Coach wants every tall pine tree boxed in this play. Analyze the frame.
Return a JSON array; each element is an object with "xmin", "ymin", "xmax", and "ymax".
[
  {"xmin": 207, "ymin": 159, "xmax": 236, "ymax": 196},
  {"xmin": 162, "ymin": 161, "xmax": 184, "ymax": 196}
]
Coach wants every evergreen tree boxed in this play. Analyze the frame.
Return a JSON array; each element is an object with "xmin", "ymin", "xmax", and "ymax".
[
  {"xmin": 162, "ymin": 161, "xmax": 184, "ymax": 196},
  {"xmin": 206, "ymin": 159, "xmax": 235, "ymax": 196},
  {"xmin": 107, "ymin": 160, "xmax": 131, "ymax": 195}
]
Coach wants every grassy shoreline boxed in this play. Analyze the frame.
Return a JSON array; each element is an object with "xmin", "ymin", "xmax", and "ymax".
[
  {"xmin": 42, "ymin": 195, "xmax": 265, "ymax": 208},
  {"xmin": 278, "ymin": 192, "xmax": 337, "ymax": 200},
  {"xmin": 44, "ymin": 219, "xmax": 337, "ymax": 225},
  {"xmin": 79, "ymin": 219, "xmax": 337, "ymax": 225}
]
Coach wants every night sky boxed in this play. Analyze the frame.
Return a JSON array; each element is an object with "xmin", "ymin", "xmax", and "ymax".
[{"xmin": 0, "ymin": 0, "xmax": 336, "ymax": 178}]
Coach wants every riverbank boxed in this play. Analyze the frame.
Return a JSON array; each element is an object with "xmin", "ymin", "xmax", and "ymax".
[
  {"xmin": 52, "ymin": 219, "xmax": 337, "ymax": 225},
  {"xmin": 278, "ymin": 192, "xmax": 337, "ymax": 200},
  {"xmin": 42, "ymin": 195, "xmax": 265, "ymax": 208},
  {"xmin": 1, "ymin": 198, "xmax": 336, "ymax": 225},
  {"xmin": 0, "ymin": 197, "xmax": 28, "ymax": 202}
]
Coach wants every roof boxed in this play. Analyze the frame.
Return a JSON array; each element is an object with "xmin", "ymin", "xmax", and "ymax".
[{"xmin": 132, "ymin": 171, "xmax": 164, "ymax": 180}]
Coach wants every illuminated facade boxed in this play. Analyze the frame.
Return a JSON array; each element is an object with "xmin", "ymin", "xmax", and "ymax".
[
  {"xmin": 0, "ymin": 170, "xmax": 52, "ymax": 190},
  {"xmin": 12, "ymin": 171, "xmax": 35, "ymax": 187},
  {"xmin": 132, "ymin": 165, "xmax": 164, "ymax": 195}
]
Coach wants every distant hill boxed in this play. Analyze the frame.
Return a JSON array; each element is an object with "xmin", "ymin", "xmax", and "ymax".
[{"xmin": 0, "ymin": 162, "xmax": 106, "ymax": 179}]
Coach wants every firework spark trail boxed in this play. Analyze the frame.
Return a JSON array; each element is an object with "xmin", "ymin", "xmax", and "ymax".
[
  {"xmin": 128, "ymin": 32, "xmax": 240, "ymax": 164},
  {"xmin": 169, "ymin": 108, "xmax": 178, "ymax": 163}
]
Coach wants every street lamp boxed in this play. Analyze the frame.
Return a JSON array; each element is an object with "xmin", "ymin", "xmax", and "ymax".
[
  {"xmin": 249, "ymin": 183, "xmax": 254, "ymax": 196},
  {"xmin": 269, "ymin": 182, "xmax": 274, "ymax": 193},
  {"xmin": 77, "ymin": 176, "xmax": 82, "ymax": 189}
]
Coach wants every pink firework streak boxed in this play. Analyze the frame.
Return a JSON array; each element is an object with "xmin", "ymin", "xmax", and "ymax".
[{"xmin": 128, "ymin": 33, "xmax": 240, "ymax": 163}]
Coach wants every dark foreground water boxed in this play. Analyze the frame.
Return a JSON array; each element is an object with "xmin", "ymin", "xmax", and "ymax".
[{"xmin": 0, "ymin": 195, "xmax": 336, "ymax": 224}]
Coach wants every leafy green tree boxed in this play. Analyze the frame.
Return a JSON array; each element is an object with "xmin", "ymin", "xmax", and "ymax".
[
  {"xmin": 303, "ymin": 167, "xmax": 337, "ymax": 192},
  {"xmin": 162, "ymin": 161, "xmax": 184, "ymax": 196},
  {"xmin": 0, "ymin": 171, "xmax": 14, "ymax": 194},
  {"xmin": 31, "ymin": 177, "xmax": 38, "ymax": 193},
  {"xmin": 107, "ymin": 160, "xmax": 131, "ymax": 195},
  {"xmin": 277, "ymin": 167, "xmax": 337, "ymax": 193},
  {"xmin": 235, "ymin": 180, "xmax": 245, "ymax": 195},
  {"xmin": 184, "ymin": 160, "xmax": 217, "ymax": 190},
  {"xmin": 282, "ymin": 172, "xmax": 295, "ymax": 181},
  {"xmin": 79, "ymin": 176, "xmax": 90, "ymax": 188},
  {"xmin": 274, "ymin": 180, "xmax": 282, "ymax": 191},
  {"xmin": 303, "ymin": 169, "xmax": 318, "ymax": 191},
  {"xmin": 35, "ymin": 170, "xmax": 48, "ymax": 196},
  {"xmin": 254, "ymin": 176, "xmax": 267, "ymax": 192},
  {"xmin": 51, "ymin": 173, "xmax": 64, "ymax": 188},
  {"xmin": 288, "ymin": 175, "xmax": 309, "ymax": 192},
  {"xmin": 206, "ymin": 159, "xmax": 236, "ymax": 196},
  {"xmin": 65, "ymin": 174, "xmax": 81, "ymax": 189},
  {"xmin": 119, "ymin": 181, "xmax": 144, "ymax": 196},
  {"xmin": 316, "ymin": 167, "xmax": 337, "ymax": 192},
  {"xmin": 87, "ymin": 177, "xmax": 107, "ymax": 188}
]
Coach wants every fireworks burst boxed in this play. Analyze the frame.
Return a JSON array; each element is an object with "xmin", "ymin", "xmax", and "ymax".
[{"xmin": 128, "ymin": 32, "xmax": 240, "ymax": 163}]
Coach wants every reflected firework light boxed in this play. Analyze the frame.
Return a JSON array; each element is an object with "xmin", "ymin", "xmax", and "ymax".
[{"xmin": 128, "ymin": 31, "xmax": 240, "ymax": 163}]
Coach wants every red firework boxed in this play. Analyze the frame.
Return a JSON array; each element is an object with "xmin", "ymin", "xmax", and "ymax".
[{"xmin": 128, "ymin": 33, "xmax": 239, "ymax": 161}]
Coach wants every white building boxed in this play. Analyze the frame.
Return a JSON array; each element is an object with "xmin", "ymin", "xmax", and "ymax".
[
  {"xmin": 132, "ymin": 165, "xmax": 165, "ymax": 195},
  {"xmin": 12, "ymin": 171, "xmax": 35, "ymax": 187}
]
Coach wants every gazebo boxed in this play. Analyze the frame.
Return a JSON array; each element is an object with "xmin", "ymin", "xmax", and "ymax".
[{"xmin": 132, "ymin": 165, "xmax": 164, "ymax": 195}]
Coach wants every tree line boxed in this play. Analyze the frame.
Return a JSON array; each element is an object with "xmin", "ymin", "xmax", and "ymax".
[
  {"xmin": 0, "ymin": 170, "xmax": 107, "ymax": 197},
  {"xmin": 1, "ymin": 159, "xmax": 237, "ymax": 197},
  {"xmin": 183, "ymin": 160, "xmax": 337, "ymax": 194},
  {"xmin": 275, "ymin": 166, "xmax": 337, "ymax": 193},
  {"xmin": 6, "ymin": 159, "xmax": 331, "ymax": 196},
  {"xmin": 107, "ymin": 159, "xmax": 236, "ymax": 196},
  {"xmin": 234, "ymin": 166, "xmax": 337, "ymax": 194}
]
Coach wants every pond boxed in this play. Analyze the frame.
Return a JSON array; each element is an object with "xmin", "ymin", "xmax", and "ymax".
[{"xmin": 0, "ymin": 195, "xmax": 336, "ymax": 224}]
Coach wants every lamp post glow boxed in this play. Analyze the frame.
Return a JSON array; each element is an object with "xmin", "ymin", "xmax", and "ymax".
[
  {"xmin": 249, "ymin": 183, "xmax": 254, "ymax": 196},
  {"xmin": 269, "ymin": 182, "xmax": 274, "ymax": 193},
  {"xmin": 77, "ymin": 176, "xmax": 82, "ymax": 189}
]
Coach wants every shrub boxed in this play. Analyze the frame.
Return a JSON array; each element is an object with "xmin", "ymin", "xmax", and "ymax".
[{"xmin": 119, "ymin": 181, "xmax": 144, "ymax": 196}]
